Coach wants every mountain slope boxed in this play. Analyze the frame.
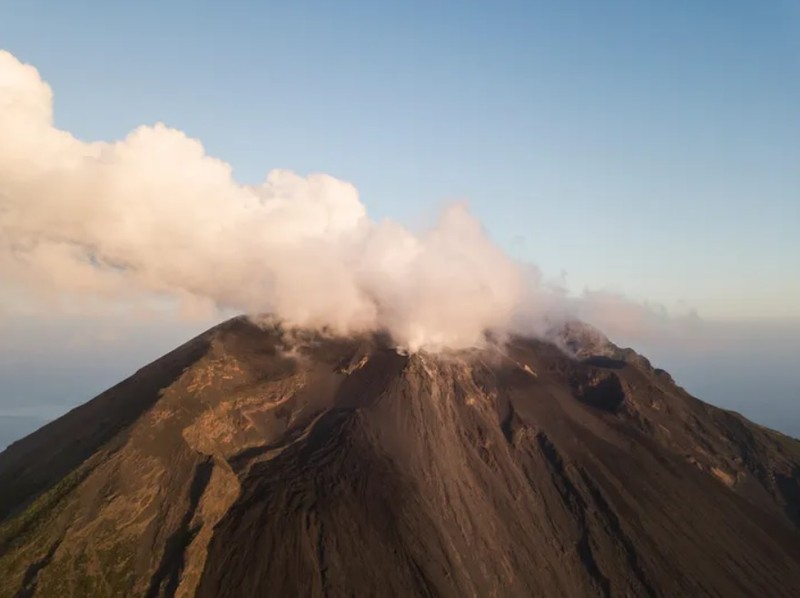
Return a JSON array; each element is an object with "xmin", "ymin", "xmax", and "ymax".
[{"xmin": 1, "ymin": 317, "xmax": 799, "ymax": 597}]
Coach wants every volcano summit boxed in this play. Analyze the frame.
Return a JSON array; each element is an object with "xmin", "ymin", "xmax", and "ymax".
[{"xmin": 1, "ymin": 317, "xmax": 799, "ymax": 597}]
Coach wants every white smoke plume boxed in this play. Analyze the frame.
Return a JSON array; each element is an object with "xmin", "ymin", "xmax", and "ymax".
[{"xmin": 0, "ymin": 51, "xmax": 692, "ymax": 351}]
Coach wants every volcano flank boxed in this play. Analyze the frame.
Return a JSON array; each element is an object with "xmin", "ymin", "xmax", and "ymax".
[{"xmin": 1, "ymin": 317, "xmax": 799, "ymax": 597}]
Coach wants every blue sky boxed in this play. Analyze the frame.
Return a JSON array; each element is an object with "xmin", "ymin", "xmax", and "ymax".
[
  {"xmin": 0, "ymin": 1, "xmax": 799, "ymax": 442},
  {"xmin": 2, "ymin": 0, "xmax": 798, "ymax": 318}
]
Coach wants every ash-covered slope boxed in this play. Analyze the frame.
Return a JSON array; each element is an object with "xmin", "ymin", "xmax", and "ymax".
[{"xmin": 1, "ymin": 317, "xmax": 799, "ymax": 597}]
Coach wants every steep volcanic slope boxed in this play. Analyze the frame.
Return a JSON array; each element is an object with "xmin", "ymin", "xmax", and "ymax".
[{"xmin": 1, "ymin": 317, "xmax": 799, "ymax": 597}]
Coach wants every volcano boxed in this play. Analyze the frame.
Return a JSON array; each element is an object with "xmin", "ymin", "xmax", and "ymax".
[{"xmin": 1, "ymin": 317, "xmax": 799, "ymax": 597}]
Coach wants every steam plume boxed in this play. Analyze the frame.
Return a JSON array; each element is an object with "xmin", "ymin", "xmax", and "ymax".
[{"xmin": 0, "ymin": 51, "xmax": 691, "ymax": 350}]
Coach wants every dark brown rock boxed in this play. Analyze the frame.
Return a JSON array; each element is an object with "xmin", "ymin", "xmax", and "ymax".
[{"xmin": 1, "ymin": 317, "xmax": 799, "ymax": 597}]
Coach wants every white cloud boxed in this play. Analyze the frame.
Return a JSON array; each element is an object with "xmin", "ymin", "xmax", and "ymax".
[
  {"xmin": 0, "ymin": 50, "xmax": 699, "ymax": 352},
  {"xmin": 0, "ymin": 50, "xmax": 526, "ymax": 350}
]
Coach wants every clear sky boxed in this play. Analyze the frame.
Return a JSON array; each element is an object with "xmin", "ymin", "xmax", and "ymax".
[
  {"xmin": 2, "ymin": 0, "xmax": 798, "ymax": 319},
  {"xmin": 0, "ymin": 1, "xmax": 799, "ymax": 444}
]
